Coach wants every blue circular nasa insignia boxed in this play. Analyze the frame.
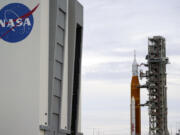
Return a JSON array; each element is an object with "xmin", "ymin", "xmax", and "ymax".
[{"xmin": 0, "ymin": 3, "xmax": 34, "ymax": 43}]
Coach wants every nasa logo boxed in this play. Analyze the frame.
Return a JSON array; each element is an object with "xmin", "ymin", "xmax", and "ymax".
[{"xmin": 0, "ymin": 3, "xmax": 39, "ymax": 43}]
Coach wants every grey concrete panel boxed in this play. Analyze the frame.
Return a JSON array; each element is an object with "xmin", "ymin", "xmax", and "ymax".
[
  {"xmin": 56, "ymin": 44, "xmax": 64, "ymax": 63},
  {"xmin": 57, "ymin": 10, "xmax": 66, "ymax": 29},
  {"xmin": 56, "ymin": 27, "xmax": 64, "ymax": 46},
  {"xmin": 52, "ymin": 114, "xmax": 59, "ymax": 130},
  {"xmin": 52, "ymin": 97, "xmax": 61, "ymax": 114},
  {"xmin": 48, "ymin": 0, "xmax": 65, "ymax": 135},
  {"xmin": 53, "ymin": 79, "xmax": 61, "ymax": 97},
  {"xmin": 59, "ymin": 129, "xmax": 71, "ymax": 134},
  {"xmin": 68, "ymin": 0, "xmax": 76, "ymax": 130},
  {"xmin": 48, "ymin": 0, "xmax": 57, "ymax": 131},
  {"xmin": 55, "ymin": 62, "xmax": 63, "ymax": 80},
  {"xmin": 58, "ymin": 0, "xmax": 67, "ymax": 12},
  {"xmin": 46, "ymin": 0, "xmax": 83, "ymax": 135},
  {"xmin": 75, "ymin": 1, "xmax": 83, "ymax": 26}
]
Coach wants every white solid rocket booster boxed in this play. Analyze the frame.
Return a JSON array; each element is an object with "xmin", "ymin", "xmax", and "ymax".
[{"xmin": 131, "ymin": 97, "xmax": 136, "ymax": 135}]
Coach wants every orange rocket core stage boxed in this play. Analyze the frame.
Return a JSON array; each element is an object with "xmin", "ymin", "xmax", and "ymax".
[{"xmin": 131, "ymin": 76, "xmax": 141, "ymax": 135}]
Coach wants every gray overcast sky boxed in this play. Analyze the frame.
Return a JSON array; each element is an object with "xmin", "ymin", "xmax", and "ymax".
[{"xmin": 78, "ymin": 0, "xmax": 180, "ymax": 135}]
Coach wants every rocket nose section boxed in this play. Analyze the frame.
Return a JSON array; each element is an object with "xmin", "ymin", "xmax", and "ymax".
[{"xmin": 132, "ymin": 50, "xmax": 138, "ymax": 76}]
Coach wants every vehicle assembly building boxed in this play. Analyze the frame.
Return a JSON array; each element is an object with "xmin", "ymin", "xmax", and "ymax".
[{"xmin": 0, "ymin": 0, "xmax": 83, "ymax": 135}]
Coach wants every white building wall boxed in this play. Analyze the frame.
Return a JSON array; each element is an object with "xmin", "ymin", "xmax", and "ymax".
[
  {"xmin": 0, "ymin": 0, "xmax": 49, "ymax": 135},
  {"xmin": 39, "ymin": 0, "xmax": 49, "ymax": 131}
]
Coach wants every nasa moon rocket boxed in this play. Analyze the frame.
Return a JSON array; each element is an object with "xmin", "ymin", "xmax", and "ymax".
[{"xmin": 130, "ymin": 51, "xmax": 141, "ymax": 135}]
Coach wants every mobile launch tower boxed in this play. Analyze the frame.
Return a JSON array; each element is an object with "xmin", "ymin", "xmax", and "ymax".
[{"xmin": 140, "ymin": 36, "xmax": 169, "ymax": 135}]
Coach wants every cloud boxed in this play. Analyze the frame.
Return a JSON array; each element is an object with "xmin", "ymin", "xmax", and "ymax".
[{"xmin": 78, "ymin": 0, "xmax": 180, "ymax": 134}]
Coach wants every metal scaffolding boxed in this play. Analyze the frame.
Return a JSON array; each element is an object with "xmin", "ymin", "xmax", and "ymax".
[{"xmin": 140, "ymin": 36, "xmax": 169, "ymax": 135}]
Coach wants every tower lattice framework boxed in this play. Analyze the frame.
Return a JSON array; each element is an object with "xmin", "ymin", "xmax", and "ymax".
[{"xmin": 140, "ymin": 36, "xmax": 169, "ymax": 135}]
